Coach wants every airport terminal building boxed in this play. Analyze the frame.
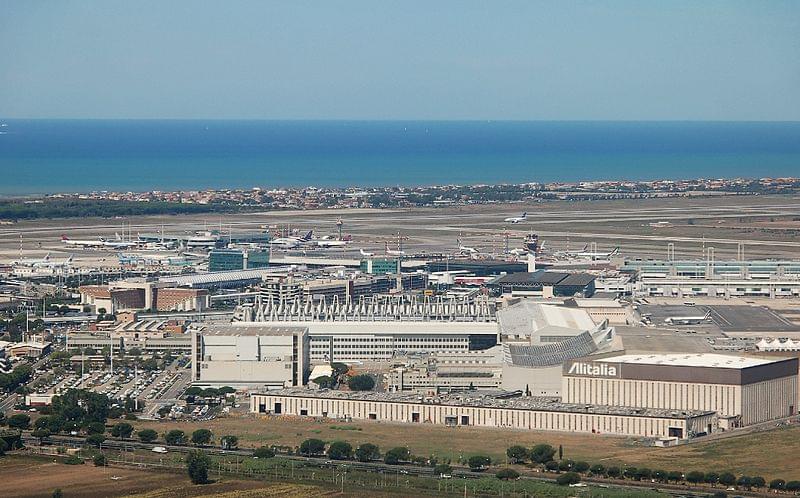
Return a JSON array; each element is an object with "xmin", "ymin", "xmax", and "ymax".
[{"xmin": 562, "ymin": 354, "xmax": 798, "ymax": 428}]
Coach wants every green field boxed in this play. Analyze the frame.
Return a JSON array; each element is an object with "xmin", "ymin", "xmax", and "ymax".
[{"xmin": 131, "ymin": 414, "xmax": 800, "ymax": 481}]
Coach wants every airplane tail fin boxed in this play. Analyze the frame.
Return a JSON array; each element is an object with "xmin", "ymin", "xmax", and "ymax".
[
  {"xmin": 43, "ymin": 253, "xmax": 51, "ymax": 261},
  {"xmin": 521, "ymin": 212, "xmax": 527, "ymax": 217},
  {"xmin": 61, "ymin": 235, "xmax": 69, "ymax": 241},
  {"xmin": 582, "ymin": 244, "xmax": 589, "ymax": 251},
  {"xmin": 302, "ymin": 230, "xmax": 313, "ymax": 241}
]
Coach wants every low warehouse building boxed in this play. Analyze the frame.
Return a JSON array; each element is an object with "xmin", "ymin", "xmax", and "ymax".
[
  {"xmin": 562, "ymin": 353, "xmax": 798, "ymax": 428},
  {"xmin": 250, "ymin": 389, "xmax": 715, "ymax": 440}
]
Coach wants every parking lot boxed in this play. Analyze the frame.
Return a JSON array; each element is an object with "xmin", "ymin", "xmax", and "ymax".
[
  {"xmin": 705, "ymin": 305, "xmax": 800, "ymax": 333},
  {"xmin": 30, "ymin": 354, "xmax": 191, "ymax": 407}
]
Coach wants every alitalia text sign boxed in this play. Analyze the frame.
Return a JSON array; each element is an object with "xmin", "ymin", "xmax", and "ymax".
[{"xmin": 566, "ymin": 362, "xmax": 619, "ymax": 378}]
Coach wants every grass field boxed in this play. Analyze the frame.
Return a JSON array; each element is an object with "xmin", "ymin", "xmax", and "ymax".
[
  {"xmin": 2, "ymin": 453, "xmax": 665, "ymax": 498},
  {"xmin": 132, "ymin": 414, "xmax": 800, "ymax": 481}
]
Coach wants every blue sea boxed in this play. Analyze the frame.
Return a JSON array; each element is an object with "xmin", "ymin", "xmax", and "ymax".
[{"xmin": 0, "ymin": 120, "xmax": 799, "ymax": 195}]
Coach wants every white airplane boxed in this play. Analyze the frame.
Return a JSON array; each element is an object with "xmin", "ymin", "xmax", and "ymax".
[
  {"xmin": 104, "ymin": 233, "xmax": 138, "ymax": 249},
  {"xmin": 384, "ymin": 242, "xmax": 406, "ymax": 256},
  {"xmin": 504, "ymin": 212, "xmax": 527, "ymax": 224},
  {"xmin": 665, "ymin": 311, "xmax": 712, "ymax": 325},
  {"xmin": 508, "ymin": 248, "xmax": 528, "ymax": 256},
  {"xmin": 359, "ymin": 249, "xmax": 375, "ymax": 257},
  {"xmin": 314, "ymin": 235, "xmax": 349, "ymax": 248},
  {"xmin": 61, "ymin": 235, "xmax": 107, "ymax": 248},
  {"xmin": 142, "ymin": 241, "xmax": 177, "ymax": 250},
  {"xmin": 13, "ymin": 252, "xmax": 51, "ymax": 266},
  {"xmin": 13, "ymin": 253, "xmax": 74, "ymax": 268},
  {"xmin": 457, "ymin": 238, "xmax": 479, "ymax": 255},
  {"xmin": 555, "ymin": 245, "xmax": 620, "ymax": 260},
  {"xmin": 270, "ymin": 230, "xmax": 313, "ymax": 249}
]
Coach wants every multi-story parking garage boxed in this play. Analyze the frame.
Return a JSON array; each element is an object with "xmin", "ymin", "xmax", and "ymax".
[{"xmin": 562, "ymin": 353, "xmax": 798, "ymax": 428}]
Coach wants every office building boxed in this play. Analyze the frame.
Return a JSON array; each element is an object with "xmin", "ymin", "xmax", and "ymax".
[{"xmin": 191, "ymin": 325, "xmax": 309, "ymax": 389}]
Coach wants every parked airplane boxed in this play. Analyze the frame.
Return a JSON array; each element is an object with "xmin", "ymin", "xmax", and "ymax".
[
  {"xmin": 12, "ymin": 253, "xmax": 51, "ymax": 266},
  {"xmin": 314, "ymin": 235, "xmax": 349, "ymax": 248},
  {"xmin": 384, "ymin": 242, "xmax": 406, "ymax": 256},
  {"xmin": 105, "ymin": 233, "xmax": 138, "ymax": 249},
  {"xmin": 457, "ymin": 238, "xmax": 479, "ymax": 255},
  {"xmin": 504, "ymin": 212, "xmax": 527, "ymax": 223},
  {"xmin": 665, "ymin": 311, "xmax": 712, "ymax": 325},
  {"xmin": 13, "ymin": 253, "xmax": 73, "ymax": 268},
  {"xmin": 270, "ymin": 230, "xmax": 313, "ymax": 249},
  {"xmin": 61, "ymin": 235, "xmax": 107, "ymax": 248},
  {"xmin": 359, "ymin": 249, "xmax": 375, "ymax": 257},
  {"xmin": 555, "ymin": 245, "xmax": 620, "ymax": 260},
  {"xmin": 61, "ymin": 234, "xmax": 136, "ymax": 249}
]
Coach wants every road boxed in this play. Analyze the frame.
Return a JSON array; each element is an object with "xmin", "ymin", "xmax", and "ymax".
[{"xmin": 21, "ymin": 433, "xmax": 751, "ymax": 498}]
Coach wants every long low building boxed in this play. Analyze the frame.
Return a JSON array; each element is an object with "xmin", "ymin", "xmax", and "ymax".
[
  {"xmin": 230, "ymin": 321, "xmax": 499, "ymax": 363},
  {"xmin": 250, "ymin": 389, "xmax": 715, "ymax": 440},
  {"xmin": 562, "ymin": 353, "xmax": 798, "ymax": 428},
  {"xmin": 637, "ymin": 278, "xmax": 800, "ymax": 299}
]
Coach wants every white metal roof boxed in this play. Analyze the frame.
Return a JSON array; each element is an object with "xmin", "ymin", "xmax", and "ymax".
[
  {"xmin": 232, "ymin": 320, "xmax": 498, "ymax": 335},
  {"xmin": 598, "ymin": 353, "xmax": 778, "ymax": 369}
]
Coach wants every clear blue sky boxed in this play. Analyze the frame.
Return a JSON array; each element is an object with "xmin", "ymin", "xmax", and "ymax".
[{"xmin": 2, "ymin": 1, "xmax": 798, "ymax": 120}]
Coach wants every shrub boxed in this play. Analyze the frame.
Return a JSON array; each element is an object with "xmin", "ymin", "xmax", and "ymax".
[
  {"xmin": 434, "ymin": 463, "xmax": 452, "ymax": 476},
  {"xmin": 299, "ymin": 438, "xmax": 326, "ymax": 456},
  {"xmin": 138, "ymin": 429, "xmax": 158, "ymax": 443},
  {"xmin": 686, "ymin": 471, "xmax": 705, "ymax": 484},
  {"xmin": 110, "ymin": 422, "xmax": 133, "ymax": 439},
  {"xmin": 220, "ymin": 435, "xmax": 238, "ymax": 450},
  {"xmin": 589, "ymin": 464, "xmax": 605, "ymax": 475},
  {"xmin": 573, "ymin": 461, "xmax": 589, "ymax": 473},
  {"xmin": 93, "ymin": 454, "xmax": 107, "ymax": 466},
  {"xmin": 770, "ymin": 479, "xmax": 786, "ymax": 490},
  {"xmin": 667, "ymin": 470, "xmax": 683, "ymax": 483},
  {"xmin": 164, "ymin": 430, "xmax": 186, "ymax": 445},
  {"xmin": 63, "ymin": 455, "xmax": 84, "ymax": 465},
  {"xmin": 253, "ymin": 446, "xmax": 276, "ymax": 459},
  {"xmin": 186, "ymin": 450, "xmax": 211, "ymax": 484},
  {"xmin": 606, "ymin": 466, "xmax": 622, "ymax": 478},
  {"xmin": 86, "ymin": 434, "xmax": 105, "ymax": 447},
  {"xmin": 556, "ymin": 472, "xmax": 581, "ymax": 486},
  {"xmin": 384, "ymin": 446, "xmax": 410, "ymax": 465},
  {"xmin": 544, "ymin": 460, "xmax": 559, "ymax": 471},
  {"xmin": 496, "ymin": 468, "xmax": 520, "ymax": 480},
  {"xmin": 347, "ymin": 374, "xmax": 375, "ymax": 391},
  {"xmin": 8, "ymin": 414, "xmax": 31, "ymax": 430},
  {"xmin": 528, "ymin": 444, "xmax": 556, "ymax": 464},
  {"xmin": 719, "ymin": 472, "xmax": 736, "ymax": 486},
  {"xmin": 355, "ymin": 443, "xmax": 380, "ymax": 462},
  {"xmin": 327, "ymin": 441, "xmax": 352, "ymax": 460},
  {"xmin": 86, "ymin": 422, "xmax": 105, "ymax": 435},
  {"xmin": 468, "ymin": 455, "xmax": 491, "ymax": 471},
  {"xmin": 506, "ymin": 445, "xmax": 528, "ymax": 464},
  {"xmin": 191, "ymin": 429, "xmax": 213, "ymax": 446},
  {"xmin": 786, "ymin": 481, "xmax": 800, "ymax": 491}
]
